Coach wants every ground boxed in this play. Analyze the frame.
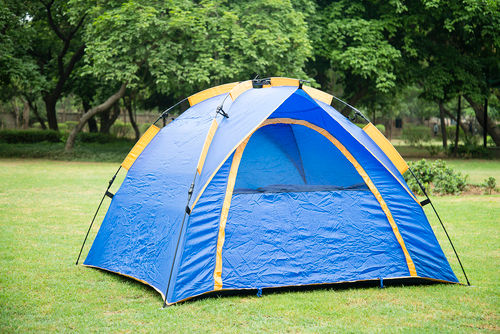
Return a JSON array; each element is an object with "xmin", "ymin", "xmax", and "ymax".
[{"xmin": 0, "ymin": 159, "xmax": 498, "ymax": 333}]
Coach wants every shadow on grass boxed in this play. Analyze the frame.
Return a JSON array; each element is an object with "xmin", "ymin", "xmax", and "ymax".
[{"xmin": 84, "ymin": 266, "xmax": 460, "ymax": 306}]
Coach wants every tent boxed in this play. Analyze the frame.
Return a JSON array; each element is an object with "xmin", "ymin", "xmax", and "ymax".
[{"xmin": 78, "ymin": 77, "xmax": 462, "ymax": 306}]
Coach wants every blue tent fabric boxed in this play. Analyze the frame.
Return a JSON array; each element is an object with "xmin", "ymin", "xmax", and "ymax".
[{"xmin": 83, "ymin": 81, "xmax": 459, "ymax": 305}]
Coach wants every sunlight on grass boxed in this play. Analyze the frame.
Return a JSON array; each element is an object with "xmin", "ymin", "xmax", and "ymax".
[{"xmin": 0, "ymin": 159, "xmax": 498, "ymax": 332}]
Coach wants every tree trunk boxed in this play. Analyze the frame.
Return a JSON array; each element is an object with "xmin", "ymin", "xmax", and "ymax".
[
  {"xmin": 438, "ymin": 102, "xmax": 448, "ymax": 148},
  {"xmin": 22, "ymin": 100, "xmax": 30, "ymax": 129},
  {"xmin": 44, "ymin": 96, "xmax": 59, "ymax": 131},
  {"xmin": 65, "ymin": 83, "xmax": 127, "ymax": 151},
  {"xmin": 82, "ymin": 100, "xmax": 98, "ymax": 132},
  {"xmin": 464, "ymin": 95, "xmax": 500, "ymax": 146},
  {"xmin": 123, "ymin": 95, "xmax": 140, "ymax": 141},
  {"xmin": 440, "ymin": 103, "xmax": 468, "ymax": 135},
  {"xmin": 454, "ymin": 95, "xmax": 461, "ymax": 153},
  {"xmin": 100, "ymin": 103, "xmax": 121, "ymax": 134},
  {"xmin": 26, "ymin": 97, "xmax": 47, "ymax": 129}
]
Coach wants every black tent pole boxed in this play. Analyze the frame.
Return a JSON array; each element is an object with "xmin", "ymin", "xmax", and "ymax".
[
  {"xmin": 75, "ymin": 166, "xmax": 121, "ymax": 265},
  {"xmin": 162, "ymin": 172, "xmax": 197, "ymax": 308},
  {"xmin": 408, "ymin": 167, "xmax": 471, "ymax": 286}
]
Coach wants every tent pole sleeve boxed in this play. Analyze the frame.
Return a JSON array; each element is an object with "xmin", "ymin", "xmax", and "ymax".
[
  {"xmin": 162, "ymin": 173, "xmax": 197, "ymax": 308},
  {"xmin": 408, "ymin": 167, "xmax": 471, "ymax": 286},
  {"xmin": 75, "ymin": 166, "xmax": 121, "ymax": 265}
]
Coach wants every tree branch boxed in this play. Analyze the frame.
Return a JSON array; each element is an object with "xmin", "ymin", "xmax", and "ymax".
[
  {"xmin": 42, "ymin": 0, "xmax": 67, "ymax": 42},
  {"xmin": 65, "ymin": 83, "xmax": 128, "ymax": 151}
]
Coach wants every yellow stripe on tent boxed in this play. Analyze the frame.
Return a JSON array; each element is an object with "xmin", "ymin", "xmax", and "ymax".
[
  {"xmin": 302, "ymin": 85, "xmax": 334, "ymax": 105},
  {"xmin": 363, "ymin": 123, "xmax": 409, "ymax": 174},
  {"xmin": 213, "ymin": 118, "xmax": 417, "ymax": 289},
  {"xmin": 188, "ymin": 82, "xmax": 239, "ymax": 106},
  {"xmin": 213, "ymin": 142, "xmax": 246, "ymax": 290},
  {"xmin": 197, "ymin": 119, "xmax": 218, "ymax": 175},
  {"xmin": 121, "ymin": 125, "xmax": 160, "ymax": 170},
  {"xmin": 270, "ymin": 77, "xmax": 300, "ymax": 87},
  {"xmin": 229, "ymin": 81, "xmax": 253, "ymax": 101}
]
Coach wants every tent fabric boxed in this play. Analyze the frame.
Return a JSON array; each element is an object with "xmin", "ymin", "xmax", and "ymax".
[{"xmin": 83, "ymin": 79, "xmax": 459, "ymax": 305}]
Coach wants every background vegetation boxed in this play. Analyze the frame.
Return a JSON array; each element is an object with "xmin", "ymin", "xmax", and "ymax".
[{"xmin": 0, "ymin": 0, "xmax": 498, "ymax": 152}]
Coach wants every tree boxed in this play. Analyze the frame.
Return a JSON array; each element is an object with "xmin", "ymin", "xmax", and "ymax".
[
  {"xmin": 65, "ymin": 0, "xmax": 312, "ymax": 151},
  {"xmin": 310, "ymin": 0, "xmax": 407, "ymax": 114},
  {"xmin": 403, "ymin": 0, "xmax": 500, "ymax": 146}
]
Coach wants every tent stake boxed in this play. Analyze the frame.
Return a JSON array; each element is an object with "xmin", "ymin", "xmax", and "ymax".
[
  {"xmin": 76, "ymin": 166, "xmax": 121, "ymax": 265},
  {"xmin": 408, "ymin": 168, "xmax": 471, "ymax": 285}
]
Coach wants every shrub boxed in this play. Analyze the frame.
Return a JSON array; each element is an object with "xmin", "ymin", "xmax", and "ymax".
[
  {"xmin": 445, "ymin": 125, "xmax": 466, "ymax": 143},
  {"xmin": 402, "ymin": 125, "xmax": 431, "ymax": 146},
  {"xmin": 0, "ymin": 129, "xmax": 61, "ymax": 143},
  {"xmin": 375, "ymin": 124, "xmax": 385, "ymax": 134},
  {"xmin": 425, "ymin": 145, "xmax": 442, "ymax": 157},
  {"xmin": 446, "ymin": 143, "xmax": 491, "ymax": 158},
  {"xmin": 481, "ymin": 177, "xmax": 497, "ymax": 195},
  {"xmin": 404, "ymin": 159, "xmax": 468, "ymax": 195},
  {"xmin": 64, "ymin": 121, "xmax": 78, "ymax": 132},
  {"xmin": 111, "ymin": 121, "xmax": 133, "ymax": 138},
  {"xmin": 77, "ymin": 132, "xmax": 116, "ymax": 144}
]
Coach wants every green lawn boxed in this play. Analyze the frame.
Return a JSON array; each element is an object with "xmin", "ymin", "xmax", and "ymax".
[{"xmin": 0, "ymin": 159, "xmax": 499, "ymax": 332}]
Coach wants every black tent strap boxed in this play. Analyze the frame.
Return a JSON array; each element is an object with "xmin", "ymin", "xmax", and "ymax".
[
  {"xmin": 216, "ymin": 106, "xmax": 229, "ymax": 118},
  {"xmin": 420, "ymin": 198, "xmax": 431, "ymax": 206},
  {"xmin": 105, "ymin": 191, "xmax": 114, "ymax": 199}
]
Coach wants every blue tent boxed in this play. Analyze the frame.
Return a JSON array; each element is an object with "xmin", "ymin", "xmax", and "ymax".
[{"xmin": 82, "ymin": 78, "xmax": 459, "ymax": 305}]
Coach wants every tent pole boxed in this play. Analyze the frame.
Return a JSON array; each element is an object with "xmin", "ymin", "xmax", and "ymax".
[
  {"xmin": 408, "ymin": 167, "xmax": 470, "ymax": 285},
  {"xmin": 162, "ymin": 173, "xmax": 197, "ymax": 308},
  {"xmin": 75, "ymin": 166, "xmax": 121, "ymax": 265},
  {"xmin": 330, "ymin": 95, "xmax": 371, "ymax": 123},
  {"xmin": 153, "ymin": 97, "xmax": 189, "ymax": 126}
]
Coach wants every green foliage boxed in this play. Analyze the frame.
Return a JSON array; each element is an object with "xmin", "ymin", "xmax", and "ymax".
[
  {"xmin": 111, "ymin": 121, "xmax": 134, "ymax": 138},
  {"xmin": 0, "ymin": 129, "xmax": 61, "ymax": 143},
  {"xmin": 76, "ymin": 132, "xmax": 129, "ymax": 144},
  {"xmin": 445, "ymin": 125, "xmax": 466, "ymax": 143},
  {"xmin": 375, "ymin": 124, "xmax": 385, "ymax": 134},
  {"xmin": 481, "ymin": 176, "xmax": 497, "ymax": 195},
  {"xmin": 404, "ymin": 159, "xmax": 468, "ymax": 195},
  {"xmin": 78, "ymin": 0, "xmax": 312, "ymax": 97},
  {"xmin": 314, "ymin": 1, "xmax": 403, "ymax": 94},
  {"xmin": 446, "ymin": 143, "xmax": 491, "ymax": 159},
  {"xmin": 401, "ymin": 125, "xmax": 431, "ymax": 146},
  {"xmin": 425, "ymin": 145, "xmax": 442, "ymax": 157}
]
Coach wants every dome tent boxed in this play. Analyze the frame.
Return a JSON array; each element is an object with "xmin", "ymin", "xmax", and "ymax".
[{"xmin": 77, "ymin": 77, "xmax": 465, "ymax": 306}]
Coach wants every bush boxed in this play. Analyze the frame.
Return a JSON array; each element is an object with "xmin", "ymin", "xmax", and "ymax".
[
  {"xmin": 375, "ymin": 124, "xmax": 385, "ymax": 134},
  {"xmin": 446, "ymin": 143, "xmax": 491, "ymax": 158},
  {"xmin": 76, "ymin": 132, "xmax": 116, "ymax": 143},
  {"xmin": 425, "ymin": 145, "xmax": 442, "ymax": 157},
  {"xmin": 445, "ymin": 125, "xmax": 466, "ymax": 143},
  {"xmin": 404, "ymin": 159, "xmax": 468, "ymax": 195},
  {"xmin": 402, "ymin": 125, "xmax": 431, "ymax": 146},
  {"xmin": 111, "ymin": 121, "xmax": 133, "ymax": 138},
  {"xmin": 481, "ymin": 177, "xmax": 497, "ymax": 195},
  {"xmin": 0, "ymin": 129, "xmax": 61, "ymax": 143},
  {"xmin": 64, "ymin": 121, "xmax": 78, "ymax": 132}
]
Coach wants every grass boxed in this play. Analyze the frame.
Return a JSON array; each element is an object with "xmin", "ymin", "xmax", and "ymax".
[{"xmin": 0, "ymin": 159, "xmax": 499, "ymax": 332}]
